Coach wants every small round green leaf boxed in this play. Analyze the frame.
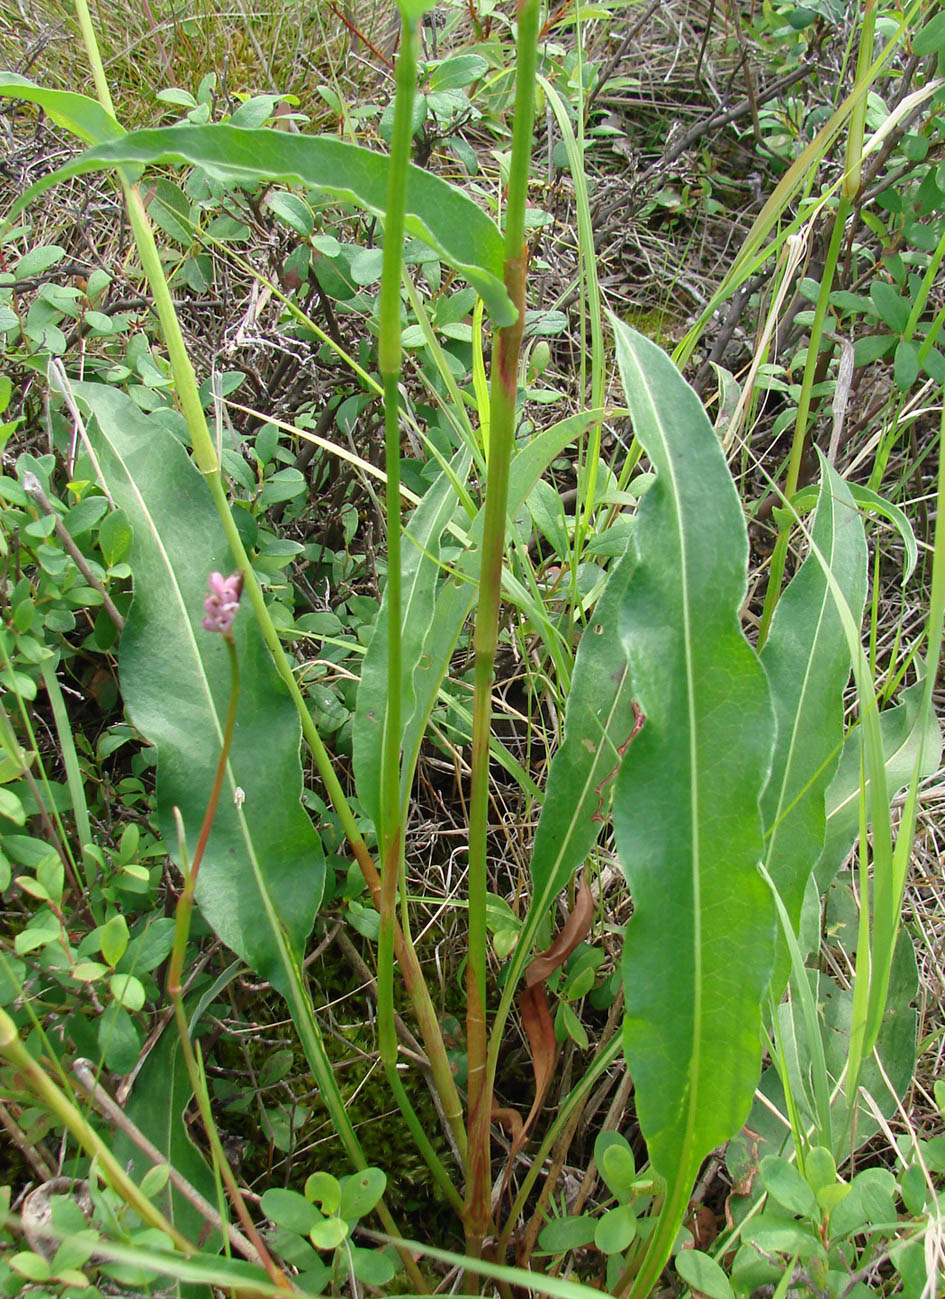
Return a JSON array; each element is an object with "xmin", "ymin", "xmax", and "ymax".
[
  {"xmin": 100, "ymin": 912, "xmax": 129, "ymax": 967},
  {"xmin": 914, "ymin": 12, "xmax": 945, "ymax": 55},
  {"xmin": 261, "ymin": 1187, "xmax": 321, "ymax": 1236},
  {"xmin": 428, "ymin": 54, "xmax": 488, "ymax": 92},
  {"xmin": 350, "ymin": 1246, "xmax": 396, "ymax": 1287},
  {"xmin": 537, "ymin": 1214, "xmax": 597, "ymax": 1253},
  {"xmin": 139, "ymin": 1163, "xmax": 171, "ymax": 1197},
  {"xmin": 109, "ymin": 972, "xmax": 145, "ymax": 1010},
  {"xmin": 870, "ymin": 281, "xmax": 909, "ymax": 334},
  {"xmin": 99, "ymin": 508, "xmax": 132, "ymax": 567},
  {"xmin": 594, "ymin": 1203, "xmax": 638, "ymax": 1255},
  {"xmin": 266, "ymin": 192, "xmax": 314, "ymax": 237},
  {"xmin": 10, "ymin": 1251, "xmax": 52, "ymax": 1281},
  {"xmin": 557, "ymin": 999, "xmax": 588, "ymax": 1049},
  {"xmin": 805, "ymin": 1146, "xmax": 837, "ymax": 1194},
  {"xmin": 597, "ymin": 1134, "xmax": 636, "ymax": 1202},
  {"xmin": 305, "ymin": 1172, "xmax": 341, "ymax": 1216},
  {"xmin": 0, "ymin": 788, "xmax": 26, "ymax": 826},
  {"xmin": 759, "ymin": 1156, "xmax": 820, "ymax": 1220},
  {"xmin": 96, "ymin": 997, "xmax": 141, "ymax": 1070},
  {"xmin": 309, "ymin": 1216, "xmax": 349, "ymax": 1250},
  {"xmin": 15, "ymin": 245, "xmax": 67, "ymax": 279},
  {"xmin": 259, "ymin": 1048, "xmax": 295, "ymax": 1088},
  {"xmin": 339, "ymin": 1167, "xmax": 386, "ymax": 1221},
  {"xmin": 894, "ymin": 339, "xmax": 919, "ymax": 392},
  {"xmin": 675, "ymin": 1248, "xmax": 735, "ymax": 1299}
]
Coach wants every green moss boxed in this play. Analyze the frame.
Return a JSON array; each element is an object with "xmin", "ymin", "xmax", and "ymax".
[
  {"xmin": 208, "ymin": 927, "xmax": 464, "ymax": 1245},
  {"xmin": 621, "ymin": 307, "xmax": 679, "ymax": 350}
]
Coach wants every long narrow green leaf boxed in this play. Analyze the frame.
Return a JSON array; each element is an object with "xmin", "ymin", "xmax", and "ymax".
[
  {"xmin": 760, "ymin": 458, "xmax": 867, "ymax": 997},
  {"xmin": 0, "ymin": 73, "xmax": 124, "ymax": 144},
  {"xmin": 2, "ymin": 123, "xmax": 513, "ymax": 326},
  {"xmin": 73, "ymin": 385, "xmax": 405, "ymax": 1245},
  {"xmin": 609, "ymin": 320, "xmax": 775, "ymax": 1283},
  {"xmin": 73, "ymin": 383, "xmax": 324, "ymax": 986},
  {"xmin": 816, "ymin": 674, "xmax": 942, "ymax": 890},
  {"xmin": 528, "ymin": 544, "xmax": 636, "ymax": 902}
]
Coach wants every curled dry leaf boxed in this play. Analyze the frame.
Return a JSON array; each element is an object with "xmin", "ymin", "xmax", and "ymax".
[
  {"xmin": 496, "ymin": 876, "xmax": 597, "ymax": 1202},
  {"xmin": 525, "ymin": 875, "xmax": 595, "ymax": 987}
]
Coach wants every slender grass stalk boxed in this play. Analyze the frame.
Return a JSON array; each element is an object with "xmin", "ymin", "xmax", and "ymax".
[
  {"xmin": 165, "ymin": 635, "xmax": 240, "ymax": 996},
  {"xmin": 374, "ymin": 9, "xmax": 467, "ymax": 1207},
  {"xmin": 464, "ymin": 0, "xmax": 540, "ymax": 1263},
  {"xmin": 70, "ymin": 0, "xmax": 465, "ymax": 1166},
  {"xmin": 848, "ymin": 390, "xmax": 945, "ymax": 1092},
  {"xmin": 38, "ymin": 662, "xmax": 95, "ymax": 912},
  {"xmin": 757, "ymin": 0, "xmax": 875, "ymax": 646},
  {"xmin": 539, "ymin": 5, "xmax": 605, "ymax": 566},
  {"xmin": 164, "ymin": 633, "xmax": 292, "ymax": 1289},
  {"xmin": 760, "ymin": 862, "xmax": 832, "ymax": 1155}
]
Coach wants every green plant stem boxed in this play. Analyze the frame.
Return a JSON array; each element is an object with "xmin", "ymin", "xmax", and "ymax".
[
  {"xmin": 0, "ymin": 1008, "xmax": 194, "ymax": 1255},
  {"xmin": 39, "ymin": 657, "xmax": 100, "ymax": 916},
  {"xmin": 72, "ymin": 0, "xmax": 115, "ymax": 116},
  {"xmin": 464, "ymin": 0, "xmax": 539, "ymax": 1263},
  {"xmin": 72, "ymin": 0, "xmax": 465, "ymax": 1165},
  {"xmin": 156, "ymin": 646, "xmax": 431, "ymax": 1291},
  {"xmin": 843, "ymin": 0, "xmax": 875, "ymax": 205},
  {"xmin": 168, "ymin": 1001, "xmax": 291, "ymax": 1287},
  {"xmin": 164, "ymin": 638, "xmax": 291, "ymax": 1288},
  {"xmin": 377, "ymin": 13, "xmax": 410, "ymax": 1107},
  {"xmin": 565, "ymin": 2, "xmax": 605, "ymax": 565},
  {"xmin": 372, "ymin": 13, "xmax": 467, "ymax": 1210},
  {"xmin": 166, "ymin": 635, "xmax": 240, "ymax": 999}
]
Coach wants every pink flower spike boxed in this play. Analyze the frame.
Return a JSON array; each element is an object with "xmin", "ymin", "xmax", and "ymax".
[{"xmin": 202, "ymin": 570, "xmax": 243, "ymax": 635}]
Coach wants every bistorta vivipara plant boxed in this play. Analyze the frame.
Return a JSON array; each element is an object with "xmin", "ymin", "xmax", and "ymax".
[{"xmin": 0, "ymin": 1, "xmax": 943, "ymax": 1296}]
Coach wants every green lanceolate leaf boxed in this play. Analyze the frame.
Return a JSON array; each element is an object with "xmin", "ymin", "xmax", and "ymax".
[
  {"xmin": 817, "ymin": 674, "xmax": 942, "ymax": 891},
  {"xmin": 609, "ymin": 320, "xmax": 776, "ymax": 1194},
  {"xmin": 529, "ymin": 544, "xmax": 637, "ymax": 903},
  {"xmin": 760, "ymin": 457, "xmax": 867, "ymax": 997},
  {"xmin": 72, "ymin": 383, "xmax": 324, "ymax": 985},
  {"xmin": 9, "ymin": 124, "xmax": 513, "ymax": 325},
  {"xmin": 0, "ymin": 74, "xmax": 124, "ymax": 145}
]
